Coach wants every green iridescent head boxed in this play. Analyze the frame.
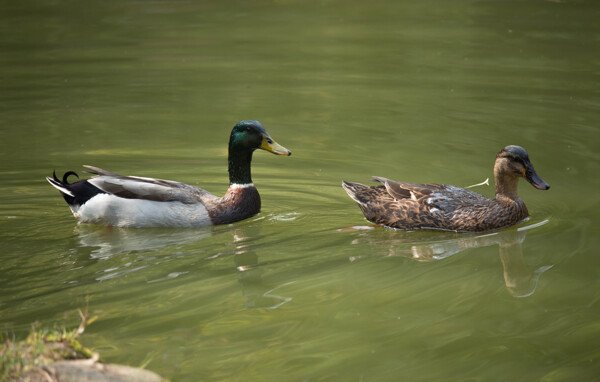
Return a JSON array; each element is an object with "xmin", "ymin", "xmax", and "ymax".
[
  {"xmin": 227, "ymin": 120, "xmax": 291, "ymax": 185},
  {"xmin": 229, "ymin": 120, "xmax": 291, "ymax": 156}
]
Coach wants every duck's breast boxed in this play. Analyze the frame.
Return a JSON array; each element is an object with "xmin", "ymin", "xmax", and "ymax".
[
  {"xmin": 206, "ymin": 184, "xmax": 261, "ymax": 225},
  {"xmin": 445, "ymin": 198, "xmax": 527, "ymax": 232}
]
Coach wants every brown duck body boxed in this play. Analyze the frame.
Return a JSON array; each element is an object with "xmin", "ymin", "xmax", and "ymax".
[
  {"xmin": 342, "ymin": 180, "xmax": 528, "ymax": 232},
  {"xmin": 342, "ymin": 146, "xmax": 550, "ymax": 232}
]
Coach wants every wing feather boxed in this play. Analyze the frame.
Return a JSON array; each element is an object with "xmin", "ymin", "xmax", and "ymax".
[
  {"xmin": 373, "ymin": 176, "xmax": 489, "ymax": 214},
  {"xmin": 84, "ymin": 166, "xmax": 218, "ymax": 204}
]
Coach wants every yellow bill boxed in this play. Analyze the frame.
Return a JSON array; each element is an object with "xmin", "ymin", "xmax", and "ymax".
[{"xmin": 260, "ymin": 134, "xmax": 291, "ymax": 156}]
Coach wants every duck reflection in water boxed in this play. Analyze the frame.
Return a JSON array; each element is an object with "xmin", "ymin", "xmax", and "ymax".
[
  {"xmin": 74, "ymin": 225, "xmax": 215, "ymax": 259},
  {"xmin": 343, "ymin": 222, "xmax": 552, "ymax": 298},
  {"xmin": 73, "ymin": 223, "xmax": 293, "ymax": 308},
  {"xmin": 229, "ymin": 229, "xmax": 294, "ymax": 310}
]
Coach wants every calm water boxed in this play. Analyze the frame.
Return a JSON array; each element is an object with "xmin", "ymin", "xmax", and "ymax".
[{"xmin": 1, "ymin": 0, "xmax": 599, "ymax": 380}]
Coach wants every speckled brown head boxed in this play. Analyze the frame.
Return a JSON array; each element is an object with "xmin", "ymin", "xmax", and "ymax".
[{"xmin": 494, "ymin": 145, "xmax": 550, "ymax": 198}]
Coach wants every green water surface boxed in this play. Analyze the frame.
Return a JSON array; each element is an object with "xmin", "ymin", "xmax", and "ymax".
[{"xmin": 1, "ymin": 0, "xmax": 599, "ymax": 381}]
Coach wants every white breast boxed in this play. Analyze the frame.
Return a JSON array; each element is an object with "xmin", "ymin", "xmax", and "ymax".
[{"xmin": 73, "ymin": 194, "xmax": 212, "ymax": 228}]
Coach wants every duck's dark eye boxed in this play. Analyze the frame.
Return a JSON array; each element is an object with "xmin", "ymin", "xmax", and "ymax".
[{"xmin": 266, "ymin": 138, "xmax": 273, "ymax": 144}]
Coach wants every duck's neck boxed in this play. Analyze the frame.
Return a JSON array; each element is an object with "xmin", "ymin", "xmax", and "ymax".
[
  {"xmin": 494, "ymin": 170, "xmax": 520, "ymax": 201},
  {"xmin": 228, "ymin": 149, "xmax": 254, "ymax": 185}
]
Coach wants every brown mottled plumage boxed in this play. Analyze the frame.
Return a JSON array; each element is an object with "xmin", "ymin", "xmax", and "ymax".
[{"xmin": 342, "ymin": 145, "xmax": 550, "ymax": 232}]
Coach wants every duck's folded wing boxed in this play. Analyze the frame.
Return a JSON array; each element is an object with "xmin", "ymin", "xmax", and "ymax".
[
  {"xmin": 84, "ymin": 165, "xmax": 218, "ymax": 204},
  {"xmin": 373, "ymin": 176, "xmax": 489, "ymax": 214},
  {"xmin": 419, "ymin": 185, "xmax": 490, "ymax": 213},
  {"xmin": 372, "ymin": 176, "xmax": 440, "ymax": 202}
]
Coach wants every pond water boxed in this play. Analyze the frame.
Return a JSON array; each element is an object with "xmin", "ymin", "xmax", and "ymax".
[{"xmin": 1, "ymin": 0, "xmax": 599, "ymax": 380}]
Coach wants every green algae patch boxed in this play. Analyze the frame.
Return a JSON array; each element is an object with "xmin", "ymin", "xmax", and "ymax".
[
  {"xmin": 1, "ymin": 312, "xmax": 164, "ymax": 382},
  {"xmin": 1, "ymin": 326, "xmax": 94, "ymax": 380}
]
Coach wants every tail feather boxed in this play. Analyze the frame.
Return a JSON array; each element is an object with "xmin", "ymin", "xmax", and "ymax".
[
  {"xmin": 60, "ymin": 170, "xmax": 79, "ymax": 184},
  {"xmin": 46, "ymin": 169, "xmax": 104, "ymax": 208},
  {"xmin": 342, "ymin": 181, "xmax": 370, "ymax": 206},
  {"xmin": 47, "ymin": 171, "xmax": 75, "ymax": 198}
]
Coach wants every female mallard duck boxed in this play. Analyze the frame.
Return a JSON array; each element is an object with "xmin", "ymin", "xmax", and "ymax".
[
  {"xmin": 47, "ymin": 120, "xmax": 291, "ymax": 228},
  {"xmin": 342, "ymin": 145, "xmax": 550, "ymax": 232}
]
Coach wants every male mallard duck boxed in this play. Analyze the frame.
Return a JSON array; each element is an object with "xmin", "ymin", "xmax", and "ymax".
[
  {"xmin": 47, "ymin": 120, "xmax": 291, "ymax": 227},
  {"xmin": 342, "ymin": 145, "xmax": 549, "ymax": 232}
]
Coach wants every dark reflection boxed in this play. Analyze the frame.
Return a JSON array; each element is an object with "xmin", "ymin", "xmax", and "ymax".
[
  {"xmin": 229, "ymin": 228, "xmax": 294, "ymax": 309},
  {"xmin": 344, "ymin": 223, "xmax": 552, "ymax": 298},
  {"xmin": 497, "ymin": 234, "xmax": 552, "ymax": 298},
  {"xmin": 73, "ymin": 223, "xmax": 293, "ymax": 308},
  {"xmin": 234, "ymin": 250, "xmax": 293, "ymax": 309}
]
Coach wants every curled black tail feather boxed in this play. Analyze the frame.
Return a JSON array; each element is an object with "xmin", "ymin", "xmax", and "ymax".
[
  {"xmin": 48, "ymin": 169, "xmax": 104, "ymax": 208},
  {"xmin": 62, "ymin": 171, "xmax": 79, "ymax": 184},
  {"xmin": 53, "ymin": 170, "xmax": 79, "ymax": 185}
]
